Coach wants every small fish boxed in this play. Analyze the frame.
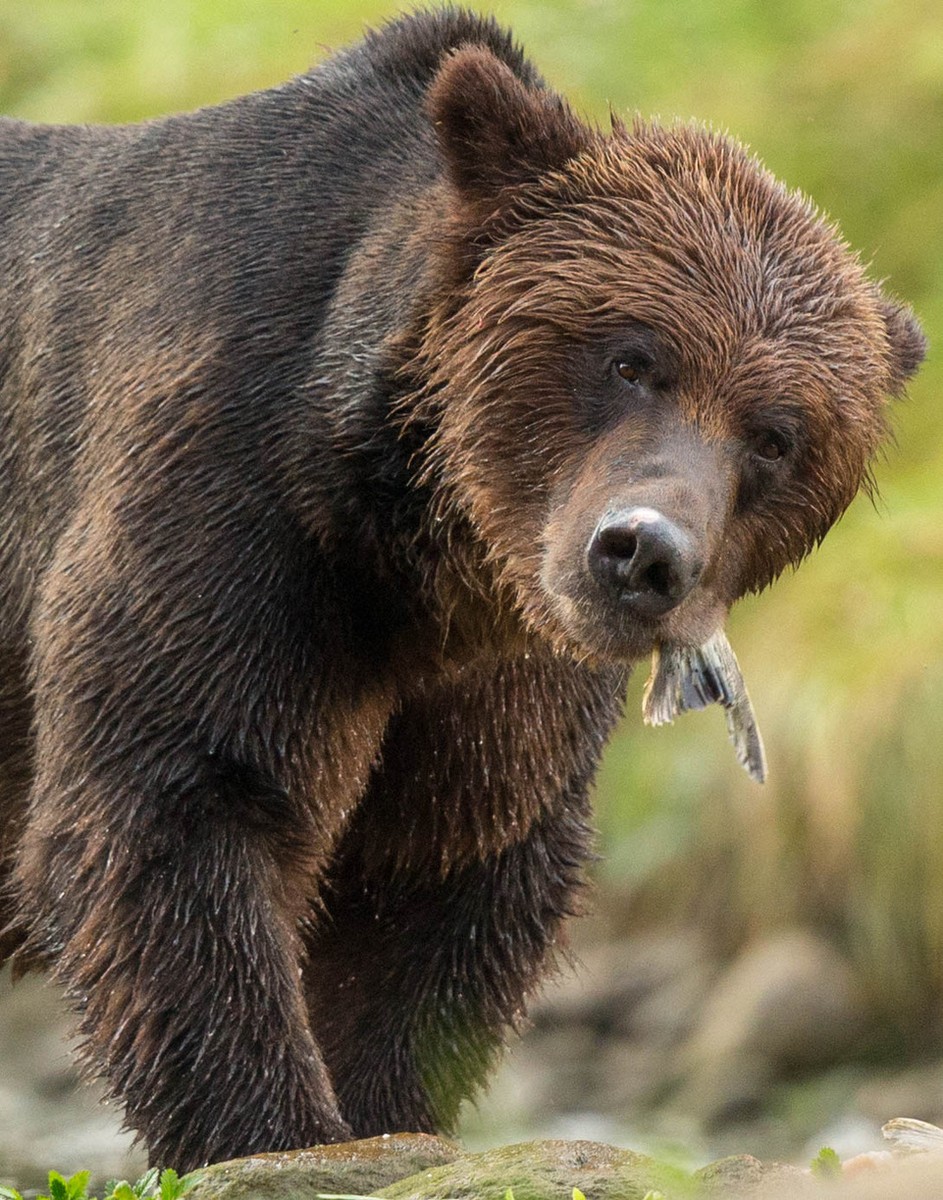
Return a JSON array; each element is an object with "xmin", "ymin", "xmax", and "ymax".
[{"xmin": 642, "ymin": 629, "xmax": 768, "ymax": 784}]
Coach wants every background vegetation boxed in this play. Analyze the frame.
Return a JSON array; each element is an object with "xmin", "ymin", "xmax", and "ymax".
[{"xmin": 1, "ymin": 0, "xmax": 941, "ymax": 1154}]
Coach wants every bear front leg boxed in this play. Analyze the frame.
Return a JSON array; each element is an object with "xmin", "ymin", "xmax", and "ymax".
[
  {"xmin": 307, "ymin": 799, "xmax": 597, "ymax": 1136},
  {"xmin": 16, "ymin": 743, "xmax": 353, "ymax": 1170},
  {"xmin": 12, "ymin": 511, "xmax": 384, "ymax": 1170},
  {"xmin": 304, "ymin": 654, "xmax": 627, "ymax": 1136}
]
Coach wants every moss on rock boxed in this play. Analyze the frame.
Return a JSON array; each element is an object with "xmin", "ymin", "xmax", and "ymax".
[{"xmin": 377, "ymin": 1138, "xmax": 692, "ymax": 1200}]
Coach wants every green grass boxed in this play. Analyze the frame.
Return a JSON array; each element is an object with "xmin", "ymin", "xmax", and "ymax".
[{"xmin": 0, "ymin": 1168, "xmax": 198, "ymax": 1200}]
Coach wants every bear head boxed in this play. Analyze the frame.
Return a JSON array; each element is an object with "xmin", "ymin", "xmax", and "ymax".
[{"xmin": 407, "ymin": 47, "xmax": 925, "ymax": 664}]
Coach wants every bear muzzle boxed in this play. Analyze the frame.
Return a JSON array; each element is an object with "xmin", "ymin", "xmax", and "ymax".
[{"xmin": 586, "ymin": 506, "xmax": 704, "ymax": 618}]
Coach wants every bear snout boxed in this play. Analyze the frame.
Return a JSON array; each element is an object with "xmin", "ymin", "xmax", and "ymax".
[{"xmin": 587, "ymin": 507, "xmax": 704, "ymax": 617}]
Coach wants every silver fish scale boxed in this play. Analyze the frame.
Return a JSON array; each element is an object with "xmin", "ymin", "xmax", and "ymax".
[{"xmin": 642, "ymin": 630, "xmax": 768, "ymax": 784}]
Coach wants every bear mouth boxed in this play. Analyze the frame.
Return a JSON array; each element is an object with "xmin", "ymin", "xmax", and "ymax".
[{"xmin": 541, "ymin": 579, "xmax": 727, "ymax": 666}]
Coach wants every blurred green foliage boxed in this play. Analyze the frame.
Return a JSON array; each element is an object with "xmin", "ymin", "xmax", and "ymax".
[{"xmin": 1, "ymin": 0, "xmax": 942, "ymax": 1045}]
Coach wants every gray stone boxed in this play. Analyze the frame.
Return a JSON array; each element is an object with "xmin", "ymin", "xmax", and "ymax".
[
  {"xmin": 528, "ymin": 932, "xmax": 710, "ymax": 1035},
  {"xmin": 185, "ymin": 1133, "xmax": 458, "ymax": 1200},
  {"xmin": 674, "ymin": 930, "xmax": 868, "ymax": 1123},
  {"xmin": 0, "ymin": 969, "xmax": 143, "ymax": 1188},
  {"xmin": 694, "ymin": 1153, "xmax": 815, "ymax": 1196},
  {"xmin": 855, "ymin": 1062, "xmax": 943, "ymax": 1128},
  {"xmin": 767, "ymin": 1153, "xmax": 943, "ymax": 1199}
]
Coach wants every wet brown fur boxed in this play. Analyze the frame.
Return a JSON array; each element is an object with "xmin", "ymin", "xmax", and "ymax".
[{"xmin": 0, "ymin": 7, "xmax": 925, "ymax": 1171}]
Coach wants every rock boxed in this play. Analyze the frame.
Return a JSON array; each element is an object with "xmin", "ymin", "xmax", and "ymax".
[
  {"xmin": 623, "ymin": 950, "xmax": 716, "ymax": 1045},
  {"xmin": 592, "ymin": 1036, "xmax": 680, "ymax": 1110},
  {"xmin": 855, "ymin": 1062, "xmax": 943, "ymax": 1128},
  {"xmin": 674, "ymin": 930, "xmax": 868, "ymax": 1124},
  {"xmin": 0, "ymin": 969, "xmax": 143, "ymax": 1189},
  {"xmin": 824, "ymin": 1153, "xmax": 943, "ymax": 1199},
  {"xmin": 488, "ymin": 930, "xmax": 714, "ymax": 1123},
  {"xmin": 687, "ymin": 930, "xmax": 867, "ymax": 1068},
  {"xmin": 185, "ymin": 1133, "xmax": 458, "ymax": 1200},
  {"xmin": 376, "ymin": 1138, "xmax": 686, "ymax": 1200},
  {"xmin": 694, "ymin": 1153, "xmax": 815, "ymax": 1196},
  {"xmin": 763, "ymin": 1152, "xmax": 943, "ymax": 1200},
  {"xmin": 530, "ymin": 930, "xmax": 712, "ymax": 1039}
]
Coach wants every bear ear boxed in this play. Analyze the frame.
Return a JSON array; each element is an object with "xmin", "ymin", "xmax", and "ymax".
[
  {"xmin": 427, "ymin": 46, "xmax": 590, "ymax": 223},
  {"xmin": 881, "ymin": 299, "xmax": 927, "ymax": 393}
]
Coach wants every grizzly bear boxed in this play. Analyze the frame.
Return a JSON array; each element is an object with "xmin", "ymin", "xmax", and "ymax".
[{"xmin": 0, "ymin": 6, "xmax": 924, "ymax": 1172}]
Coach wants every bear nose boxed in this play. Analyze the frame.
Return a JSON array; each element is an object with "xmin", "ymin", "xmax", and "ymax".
[{"xmin": 587, "ymin": 507, "xmax": 703, "ymax": 617}]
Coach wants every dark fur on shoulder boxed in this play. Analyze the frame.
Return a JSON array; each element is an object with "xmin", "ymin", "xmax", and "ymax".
[{"xmin": 0, "ymin": 6, "xmax": 924, "ymax": 1169}]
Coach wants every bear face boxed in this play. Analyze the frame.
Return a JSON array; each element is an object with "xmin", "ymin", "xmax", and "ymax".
[{"xmin": 408, "ymin": 48, "xmax": 925, "ymax": 665}]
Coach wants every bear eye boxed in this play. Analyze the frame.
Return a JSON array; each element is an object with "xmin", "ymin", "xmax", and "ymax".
[
  {"xmin": 752, "ymin": 431, "xmax": 789, "ymax": 462},
  {"xmin": 615, "ymin": 358, "xmax": 649, "ymax": 385}
]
